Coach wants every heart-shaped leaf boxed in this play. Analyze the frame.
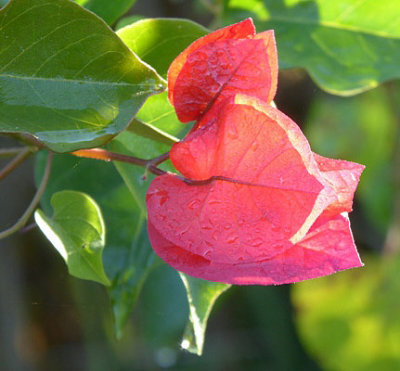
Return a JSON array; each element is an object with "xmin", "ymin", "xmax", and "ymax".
[
  {"xmin": 0, "ymin": 0, "xmax": 164, "ymax": 152},
  {"xmin": 35, "ymin": 153, "xmax": 156, "ymax": 338},
  {"xmin": 35, "ymin": 190, "xmax": 110, "ymax": 286},
  {"xmin": 223, "ymin": 0, "xmax": 400, "ymax": 95}
]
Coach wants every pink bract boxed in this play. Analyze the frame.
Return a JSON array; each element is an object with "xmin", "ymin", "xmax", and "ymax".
[
  {"xmin": 168, "ymin": 18, "xmax": 278, "ymax": 123},
  {"xmin": 146, "ymin": 19, "xmax": 364, "ymax": 285}
]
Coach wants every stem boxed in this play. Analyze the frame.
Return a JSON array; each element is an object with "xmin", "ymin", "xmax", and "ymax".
[
  {"xmin": 384, "ymin": 82, "xmax": 400, "ymax": 255},
  {"xmin": 0, "ymin": 147, "xmax": 33, "ymax": 181},
  {"xmin": 71, "ymin": 149, "xmax": 263, "ymax": 187},
  {"xmin": 0, "ymin": 152, "xmax": 53, "ymax": 240},
  {"xmin": 71, "ymin": 148, "xmax": 169, "ymax": 176}
]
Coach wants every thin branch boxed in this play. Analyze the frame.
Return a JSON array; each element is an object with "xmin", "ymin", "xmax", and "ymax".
[
  {"xmin": 70, "ymin": 148, "xmax": 273, "ymax": 187},
  {"xmin": 147, "ymin": 152, "xmax": 170, "ymax": 167},
  {"xmin": 0, "ymin": 147, "xmax": 27, "ymax": 158},
  {"xmin": 0, "ymin": 152, "xmax": 53, "ymax": 240},
  {"xmin": 71, "ymin": 148, "xmax": 169, "ymax": 176},
  {"xmin": 0, "ymin": 147, "xmax": 32, "ymax": 181}
]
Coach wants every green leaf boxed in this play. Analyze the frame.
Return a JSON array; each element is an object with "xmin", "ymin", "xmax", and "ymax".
[
  {"xmin": 74, "ymin": 0, "xmax": 137, "ymax": 25},
  {"xmin": 292, "ymin": 255, "xmax": 400, "ymax": 370},
  {"xmin": 35, "ymin": 152, "xmax": 157, "ymax": 338},
  {"xmin": 179, "ymin": 273, "xmax": 230, "ymax": 355},
  {"xmin": 112, "ymin": 19, "xmax": 229, "ymax": 347},
  {"xmin": 139, "ymin": 264, "xmax": 189, "ymax": 348},
  {"xmin": 0, "ymin": 0, "xmax": 165, "ymax": 152},
  {"xmin": 110, "ymin": 18, "xmax": 206, "ymax": 199},
  {"xmin": 114, "ymin": 18, "xmax": 205, "ymax": 151},
  {"xmin": 34, "ymin": 190, "xmax": 110, "ymax": 286},
  {"xmin": 117, "ymin": 18, "xmax": 208, "ymax": 77},
  {"xmin": 115, "ymin": 15, "xmax": 144, "ymax": 31},
  {"xmin": 305, "ymin": 87, "xmax": 396, "ymax": 231},
  {"xmin": 223, "ymin": 0, "xmax": 400, "ymax": 95}
]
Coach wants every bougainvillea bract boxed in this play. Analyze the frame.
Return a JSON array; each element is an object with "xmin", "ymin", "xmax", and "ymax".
[{"xmin": 146, "ymin": 18, "xmax": 364, "ymax": 285}]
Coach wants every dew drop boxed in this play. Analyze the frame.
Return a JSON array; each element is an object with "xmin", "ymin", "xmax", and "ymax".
[
  {"xmin": 152, "ymin": 190, "xmax": 168, "ymax": 206},
  {"xmin": 251, "ymin": 237, "xmax": 263, "ymax": 247},
  {"xmin": 251, "ymin": 141, "xmax": 259, "ymax": 151},
  {"xmin": 271, "ymin": 225, "xmax": 280, "ymax": 233},
  {"xmin": 212, "ymin": 231, "xmax": 219, "ymax": 241},
  {"xmin": 227, "ymin": 125, "xmax": 238, "ymax": 139},
  {"xmin": 226, "ymin": 235, "xmax": 238, "ymax": 244},
  {"xmin": 187, "ymin": 199, "xmax": 201, "ymax": 210}
]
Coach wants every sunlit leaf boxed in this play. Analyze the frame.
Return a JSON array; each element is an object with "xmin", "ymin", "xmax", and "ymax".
[
  {"xmin": 117, "ymin": 18, "xmax": 208, "ymax": 77},
  {"xmin": 75, "ymin": 0, "xmax": 137, "ymax": 25},
  {"xmin": 35, "ymin": 190, "xmax": 110, "ymax": 286},
  {"xmin": 293, "ymin": 255, "xmax": 400, "ymax": 370},
  {"xmin": 223, "ymin": 0, "xmax": 400, "ymax": 95},
  {"xmin": 179, "ymin": 273, "xmax": 230, "ymax": 355},
  {"xmin": 0, "ymin": 0, "xmax": 164, "ymax": 152},
  {"xmin": 117, "ymin": 18, "xmax": 206, "ymax": 146}
]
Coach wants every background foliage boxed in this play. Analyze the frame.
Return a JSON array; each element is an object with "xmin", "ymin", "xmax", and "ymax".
[{"xmin": 1, "ymin": 0, "xmax": 399, "ymax": 369}]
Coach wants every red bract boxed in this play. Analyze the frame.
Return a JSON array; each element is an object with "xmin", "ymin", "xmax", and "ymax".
[
  {"xmin": 146, "ymin": 19, "xmax": 364, "ymax": 285},
  {"xmin": 168, "ymin": 18, "xmax": 278, "ymax": 123}
]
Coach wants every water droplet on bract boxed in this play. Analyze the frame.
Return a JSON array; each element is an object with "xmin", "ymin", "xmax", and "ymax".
[
  {"xmin": 226, "ymin": 235, "xmax": 238, "ymax": 244},
  {"xmin": 227, "ymin": 125, "xmax": 238, "ymax": 139},
  {"xmin": 271, "ymin": 225, "xmax": 280, "ymax": 233},
  {"xmin": 152, "ymin": 190, "xmax": 168, "ymax": 206},
  {"xmin": 224, "ymin": 223, "xmax": 232, "ymax": 230},
  {"xmin": 283, "ymin": 227, "xmax": 291, "ymax": 235},
  {"xmin": 212, "ymin": 231, "xmax": 219, "ymax": 241},
  {"xmin": 187, "ymin": 199, "xmax": 201, "ymax": 210},
  {"xmin": 215, "ymin": 49, "xmax": 226, "ymax": 58},
  {"xmin": 251, "ymin": 141, "xmax": 259, "ymax": 151},
  {"xmin": 251, "ymin": 238, "xmax": 263, "ymax": 247}
]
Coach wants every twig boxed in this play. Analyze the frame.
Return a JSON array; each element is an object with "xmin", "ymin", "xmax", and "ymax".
[
  {"xmin": 0, "ymin": 147, "xmax": 27, "ymax": 158},
  {"xmin": 71, "ymin": 148, "xmax": 169, "ymax": 176},
  {"xmin": 0, "ymin": 148, "xmax": 32, "ymax": 181},
  {"xmin": 0, "ymin": 152, "xmax": 53, "ymax": 240}
]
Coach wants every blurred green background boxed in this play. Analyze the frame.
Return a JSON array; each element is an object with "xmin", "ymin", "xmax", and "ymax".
[{"xmin": 1, "ymin": 0, "xmax": 399, "ymax": 370}]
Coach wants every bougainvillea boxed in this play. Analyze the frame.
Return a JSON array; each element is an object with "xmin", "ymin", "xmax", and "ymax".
[{"xmin": 146, "ymin": 19, "xmax": 364, "ymax": 285}]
